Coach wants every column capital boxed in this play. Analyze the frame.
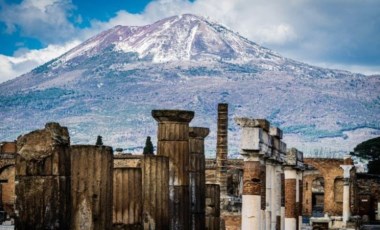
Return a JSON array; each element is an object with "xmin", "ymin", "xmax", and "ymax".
[
  {"xmin": 189, "ymin": 127, "xmax": 210, "ymax": 139},
  {"xmin": 152, "ymin": 110, "xmax": 194, "ymax": 123},
  {"xmin": 340, "ymin": 165, "xmax": 354, "ymax": 178}
]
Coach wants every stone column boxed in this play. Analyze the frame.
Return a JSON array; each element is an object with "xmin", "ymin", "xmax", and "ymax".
[
  {"xmin": 216, "ymin": 103, "xmax": 228, "ymax": 208},
  {"xmin": 284, "ymin": 167, "xmax": 297, "ymax": 230},
  {"xmin": 265, "ymin": 161, "xmax": 273, "ymax": 230},
  {"xmin": 142, "ymin": 155, "xmax": 170, "ymax": 229},
  {"xmin": 298, "ymin": 171, "xmax": 303, "ymax": 230},
  {"xmin": 235, "ymin": 118, "xmax": 271, "ymax": 230},
  {"xmin": 152, "ymin": 110, "xmax": 194, "ymax": 230},
  {"xmin": 15, "ymin": 123, "xmax": 71, "ymax": 230},
  {"xmin": 71, "ymin": 145, "xmax": 113, "ymax": 230},
  {"xmin": 189, "ymin": 127, "xmax": 209, "ymax": 230},
  {"xmin": 340, "ymin": 155, "xmax": 353, "ymax": 226},
  {"xmin": 205, "ymin": 184, "xmax": 220, "ymax": 230},
  {"xmin": 284, "ymin": 148, "xmax": 304, "ymax": 230}
]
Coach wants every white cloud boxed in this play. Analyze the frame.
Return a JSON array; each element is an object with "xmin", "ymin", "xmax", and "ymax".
[
  {"xmin": 0, "ymin": 0, "xmax": 78, "ymax": 43},
  {"xmin": 0, "ymin": 40, "xmax": 80, "ymax": 83}
]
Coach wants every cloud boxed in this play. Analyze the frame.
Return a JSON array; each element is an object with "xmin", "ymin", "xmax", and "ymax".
[
  {"xmin": 0, "ymin": 40, "xmax": 80, "ymax": 83},
  {"xmin": 0, "ymin": 0, "xmax": 78, "ymax": 44}
]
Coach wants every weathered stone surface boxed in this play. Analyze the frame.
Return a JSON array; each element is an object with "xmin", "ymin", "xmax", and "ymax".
[
  {"xmin": 71, "ymin": 145, "xmax": 113, "ymax": 230},
  {"xmin": 242, "ymin": 161, "xmax": 261, "ymax": 195},
  {"xmin": 234, "ymin": 118, "xmax": 270, "ymax": 131},
  {"xmin": 189, "ymin": 126, "xmax": 208, "ymax": 230},
  {"xmin": 113, "ymin": 168, "xmax": 142, "ymax": 228},
  {"xmin": 152, "ymin": 110, "xmax": 194, "ymax": 123},
  {"xmin": 15, "ymin": 123, "xmax": 70, "ymax": 230},
  {"xmin": 113, "ymin": 154, "xmax": 142, "ymax": 168},
  {"xmin": 142, "ymin": 155, "xmax": 170, "ymax": 229},
  {"xmin": 216, "ymin": 104, "xmax": 228, "ymax": 198},
  {"xmin": 269, "ymin": 127, "xmax": 283, "ymax": 139},
  {"xmin": 153, "ymin": 109, "xmax": 193, "ymax": 230},
  {"xmin": 205, "ymin": 184, "xmax": 220, "ymax": 230},
  {"xmin": 285, "ymin": 179, "xmax": 296, "ymax": 218}
]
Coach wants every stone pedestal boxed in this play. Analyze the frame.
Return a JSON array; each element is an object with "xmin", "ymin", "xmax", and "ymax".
[
  {"xmin": 189, "ymin": 127, "xmax": 209, "ymax": 230},
  {"xmin": 152, "ymin": 110, "xmax": 194, "ymax": 230},
  {"xmin": 15, "ymin": 123, "xmax": 71, "ymax": 230}
]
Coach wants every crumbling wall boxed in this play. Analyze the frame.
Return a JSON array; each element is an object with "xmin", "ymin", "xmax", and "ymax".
[{"xmin": 15, "ymin": 122, "xmax": 71, "ymax": 230}]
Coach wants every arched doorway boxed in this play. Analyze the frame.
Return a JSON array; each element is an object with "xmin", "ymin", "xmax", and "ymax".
[{"xmin": 312, "ymin": 177, "xmax": 325, "ymax": 217}]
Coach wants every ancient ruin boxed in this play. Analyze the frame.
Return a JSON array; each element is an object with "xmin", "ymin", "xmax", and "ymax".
[{"xmin": 0, "ymin": 103, "xmax": 379, "ymax": 229}]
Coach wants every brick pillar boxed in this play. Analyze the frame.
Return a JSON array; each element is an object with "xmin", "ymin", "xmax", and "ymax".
[
  {"xmin": 152, "ymin": 110, "xmax": 194, "ymax": 230},
  {"xmin": 284, "ymin": 148, "xmax": 304, "ymax": 230},
  {"xmin": 284, "ymin": 167, "xmax": 297, "ymax": 230},
  {"xmin": 235, "ymin": 118, "xmax": 271, "ymax": 230},
  {"xmin": 216, "ymin": 103, "xmax": 228, "ymax": 209},
  {"xmin": 15, "ymin": 123, "xmax": 71, "ymax": 230},
  {"xmin": 189, "ymin": 127, "xmax": 209, "ymax": 230},
  {"xmin": 71, "ymin": 145, "xmax": 113, "ymax": 230},
  {"xmin": 340, "ymin": 155, "xmax": 353, "ymax": 227}
]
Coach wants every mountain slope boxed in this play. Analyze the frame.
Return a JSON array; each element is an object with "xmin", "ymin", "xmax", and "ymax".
[{"xmin": 0, "ymin": 14, "xmax": 379, "ymax": 156}]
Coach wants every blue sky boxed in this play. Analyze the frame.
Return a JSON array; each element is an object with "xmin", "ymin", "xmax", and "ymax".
[{"xmin": 0, "ymin": 0, "xmax": 379, "ymax": 82}]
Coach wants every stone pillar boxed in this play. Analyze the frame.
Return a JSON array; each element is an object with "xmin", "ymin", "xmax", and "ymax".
[
  {"xmin": 265, "ymin": 161, "xmax": 273, "ymax": 230},
  {"xmin": 113, "ymin": 168, "xmax": 142, "ymax": 228},
  {"xmin": 298, "ymin": 171, "xmax": 303, "ymax": 230},
  {"xmin": 281, "ymin": 172, "xmax": 285, "ymax": 230},
  {"xmin": 189, "ymin": 127, "xmax": 209, "ymax": 230},
  {"xmin": 142, "ymin": 155, "xmax": 170, "ymax": 229},
  {"xmin": 216, "ymin": 103, "xmax": 228, "ymax": 208},
  {"xmin": 15, "ymin": 123, "xmax": 71, "ymax": 230},
  {"xmin": 340, "ymin": 155, "xmax": 353, "ymax": 226},
  {"xmin": 284, "ymin": 167, "xmax": 297, "ymax": 230},
  {"xmin": 284, "ymin": 148, "xmax": 304, "ymax": 230},
  {"xmin": 205, "ymin": 184, "xmax": 220, "ymax": 230},
  {"xmin": 152, "ymin": 110, "xmax": 194, "ymax": 230},
  {"xmin": 71, "ymin": 145, "xmax": 113, "ymax": 230},
  {"xmin": 269, "ymin": 126, "xmax": 285, "ymax": 230},
  {"xmin": 235, "ymin": 118, "xmax": 271, "ymax": 230}
]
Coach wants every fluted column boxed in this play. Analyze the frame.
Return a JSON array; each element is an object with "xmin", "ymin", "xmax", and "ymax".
[
  {"xmin": 189, "ymin": 127, "xmax": 209, "ymax": 230},
  {"xmin": 152, "ymin": 110, "xmax": 194, "ymax": 230}
]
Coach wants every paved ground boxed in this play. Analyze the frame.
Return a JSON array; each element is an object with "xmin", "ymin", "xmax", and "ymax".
[{"xmin": 361, "ymin": 225, "xmax": 380, "ymax": 230}]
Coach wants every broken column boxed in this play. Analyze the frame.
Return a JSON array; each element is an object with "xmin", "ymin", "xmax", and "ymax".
[
  {"xmin": 15, "ymin": 123, "xmax": 71, "ymax": 229},
  {"xmin": 205, "ymin": 184, "xmax": 220, "ymax": 230},
  {"xmin": 189, "ymin": 127, "xmax": 209, "ymax": 230},
  {"xmin": 235, "ymin": 118, "xmax": 271, "ymax": 230},
  {"xmin": 340, "ymin": 155, "xmax": 353, "ymax": 226},
  {"xmin": 152, "ymin": 110, "xmax": 194, "ymax": 230},
  {"xmin": 284, "ymin": 148, "xmax": 304, "ymax": 230},
  {"xmin": 142, "ymin": 155, "xmax": 170, "ymax": 229},
  {"xmin": 216, "ymin": 103, "xmax": 228, "ymax": 206},
  {"xmin": 113, "ymin": 167, "xmax": 142, "ymax": 228},
  {"xmin": 71, "ymin": 145, "xmax": 113, "ymax": 230}
]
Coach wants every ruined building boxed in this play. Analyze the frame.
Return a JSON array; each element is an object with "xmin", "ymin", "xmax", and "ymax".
[{"xmin": 0, "ymin": 104, "xmax": 379, "ymax": 229}]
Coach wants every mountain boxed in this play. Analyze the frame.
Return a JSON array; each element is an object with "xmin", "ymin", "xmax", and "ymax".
[{"xmin": 0, "ymin": 14, "xmax": 379, "ymax": 156}]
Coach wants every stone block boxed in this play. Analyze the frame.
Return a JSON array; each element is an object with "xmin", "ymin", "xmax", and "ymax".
[{"xmin": 269, "ymin": 127, "xmax": 283, "ymax": 139}]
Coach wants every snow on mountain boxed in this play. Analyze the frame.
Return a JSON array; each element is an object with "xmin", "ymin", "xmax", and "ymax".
[{"xmin": 0, "ymin": 14, "xmax": 379, "ymax": 157}]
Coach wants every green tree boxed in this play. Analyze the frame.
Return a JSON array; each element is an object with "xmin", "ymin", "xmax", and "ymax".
[
  {"xmin": 96, "ymin": 135, "xmax": 103, "ymax": 146},
  {"xmin": 143, "ymin": 136, "xmax": 154, "ymax": 155},
  {"xmin": 350, "ymin": 136, "xmax": 380, "ymax": 174}
]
